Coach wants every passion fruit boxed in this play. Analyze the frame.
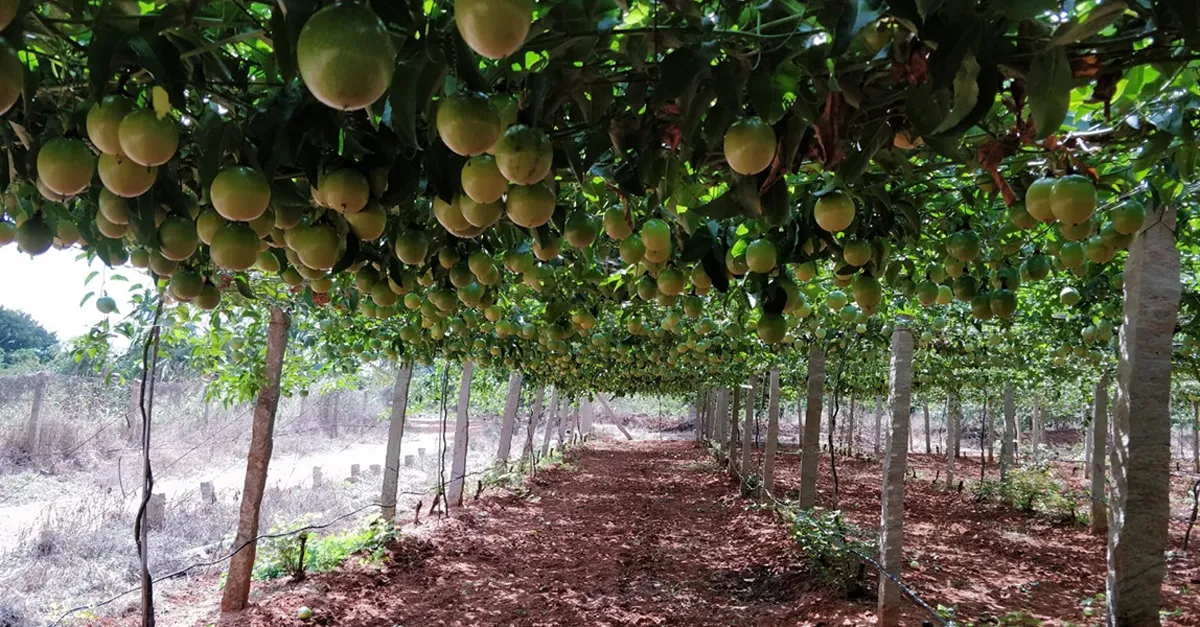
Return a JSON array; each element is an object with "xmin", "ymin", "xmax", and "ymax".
[
  {"xmin": 852, "ymin": 274, "xmax": 882, "ymax": 310},
  {"xmin": 1050, "ymin": 174, "xmax": 1096, "ymax": 225},
  {"xmin": 98, "ymin": 153, "xmax": 156, "ymax": 198},
  {"xmin": 842, "ymin": 238, "xmax": 871, "ymax": 267},
  {"xmin": 493, "ymin": 125, "xmax": 553, "ymax": 185},
  {"xmin": 346, "ymin": 201, "xmax": 386, "ymax": 240},
  {"xmin": 0, "ymin": 38, "xmax": 22, "ymax": 116},
  {"xmin": 619, "ymin": 234, "xmax": 645, "ymax": 265},
  {"xmin": 169, "ymin": 270, "xmax": 204, "ymax": 301},
  {"xmin": 292, "ymin": 224, "xmax": 341, "ymax": 270},
  {"xmin": 757, "ymin": 313, "xmax": 787, "ymax": 344},
  {"xmin": 96, "ymin": 296, "xmax": 118, "ymax": 314},
  {"xmin": 210, "ymin": 222, "xmax": 260, "ymax": 271},
  {"xmin": 37, "ymin": 138, "xmax": 95, "ymax": 197},
  {"xmin": 505, "ymin": 182, "xmax": 555, "ymax": 228},
  {"xmin": 814, "ymin": 191, "xmax": 855, "ymax": 233},
  {"xmin": 461, "ymin": 154, "xmax": 508, "ymax": 204},
  {"xmin": 211, "ymin": 166, "xmax": 270, "ymax": 221},
  {"xmin": 745, "ymin": 238, "xmax": 777, "ymax": 274},
  {"xmin": 297, "ymin": 2, "xmax": 396, "ymax": 111},
  {"xmin": 1111, "ymin": 199, "xmax": 1145, "ymax": 235},
  {"xmin": 437, "ymin": 94, "xmax": 501, "ymax": 157},
  {"xmin": 564, "ymin": 212, "xmax": 598, "ymax": 248},
  {"xmin": 433, "ymin": 195, "xmax": 473, "ymax": 233},
  {"xmin": 394, "ymin": 230, "xmax": 429, "ymax": 265},
  {"xmin": 157, "ymin": 215, "xmax": 199, "ymax": 261},
  {"xmin": 723, "ymin": 117, "xmax": 776, "ymax": 175},
  {"xmin": 461, "ymin": 196, "xmax": 504, "ymax": 228},
  {"xmin": 0, "ymin": 221, "xmax": 13, "ymax": 246},
  {"xmin": 194, "ymin": 284, "xmax": 221, "ymax": 310},
  {"xmin": 455, "ymin": 0, "xmax": 533, "ymax": 60},
  {"xmin": 1024, "ymin": 177, "xmax": 1057, "ymax": 222},
  {"xmin": 321, "ymin": 168, "xmax": 369, "ymax": 214},
  {"xmin": 87, "ymin": 96, "xmax": 135, "ymax": 155},
  {"xmin": 16, "ymin": 218, "xmax": 54, "ymax": 255},
  {"xmin": 118, "ymin": 109, "xmax": 178, "ymax": 167}
]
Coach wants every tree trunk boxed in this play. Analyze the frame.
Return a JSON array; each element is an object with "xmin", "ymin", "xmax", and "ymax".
[
  {"xmin": 1001, "ymin": 382, "xmax": 1016, "ymax": 480},
  {"xmin": 946, "ymin": 392, "xmax": 958, "ymax": 488},
  {"xmin": 495, "ymin": 372, "xmax": 523, "ymax": 464},
  {"xmin": 541, "ymin": 387, "xmax": 559, "ymax": 457},
  {"xmin": 714, "ymin": 388, "xmax": 728, "ymax": 460},
  {"xmin": 799, "ymin": 346, "xmax": 825, "ymax": 509},
  {"xmin": 1032, "ymin": 396, "xmax": 1043, "ymax": 448},
  {"xmin": 741, "ymin": 376, "xmax": 757, "ymax": 482},
  {"xmin": 1092, "ymin": 373, "xmax": 1110, "ymax": 535},
  {"xmin": 380, "ymin": 363, "xmax": 413, "ymax": 521},
  {"xmin": 580, "ymin": 399, "xmax": 594, "ymax": 437},
  {"xmin": 1192, "ymin": 400, "xmax": 1198, "ymax": 474},
  {"xmin": 848, "ymin": 394, "xmax": 856, "ymax": 454},
  {"xmin": 1086, "ymin": 420, "xmax": 1094, "ymax": 479},
  {"xmin": 877, "ymin": 326, "xmax": 913, "ymax": 627},
  {"xmin": 221, "ymin": 307, "xmax": 290, "ymax": 613},
  {"xmin": 523, "ymin": 384, "xmax": 545, "ymax": 460},
  {"xmin": 555, "ymin": 395, "xmax": 568, "ymax": 447},
  {"xmin": 923, "ymin": 400, "xmax": 931, "ymax": 454},
  {"xmin": 873, "ymin": 395, "xmax": 883, "ymax": 457},
  {"xmin": 1107, "ymin": 204, "xmax": 1179, "ymax": 627},
  {"xmin": 447, "ymin": 361, "xmax": 475, "ymax": 507},
  {"xmin": 24, "ymin": 373, "xmax": 47, "ymax": 462},
  {"xmin": 983, "ymin": 396, "xmax": 993, "ymax": 464},
  {"xmin": 759, "ymin": 366, "xmax": 781, "ymax": 501}
]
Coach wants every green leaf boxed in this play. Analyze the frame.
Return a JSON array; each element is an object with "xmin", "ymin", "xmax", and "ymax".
[
  {"xmin": 1027, "ymin": 46, "xmax": 1072, "ymax": 141},
  {"xmin": 831, "ymin": 0, "xmax": 884, "ymax": 57},
  {"xmin": 1052, "ymin": 2, "xmax": 1131, "ymax": 46},
  {"xmin": 235, "ymin": 276, "xmax": 257, "ymax": 299},
  {"xmin": 932, "ymin": 51, "xmax": 982, "ymax": 135},
  {"xmin": 88, "ymin": 27, "xmax": 124, "ymax": 100},
  {"xmin": 269, "ymin": 5, "xmax": 297, "ymax": 81}
]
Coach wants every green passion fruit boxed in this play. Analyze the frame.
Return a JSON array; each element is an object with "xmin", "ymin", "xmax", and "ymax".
[
  {"xmin": 346, "ymin": 202, "xmax": 386, "ymax": 240},
  {"xmin": 37, "ymin": 137, "xmax": 95, "ymax": 197},
  {"xmin": 461, "ymin": 196, "xmax": 505, "ymax": 228},
  {"xmin": 320, "ymin": 168, "xmax": 370, "ymax": 214},
  {"xmin": 455, "ymin": 0, "xmax": 533, "ymax": 60},
  {"xmin": 1049, "ymin": 175, "xmax": 1096, "ymax": 225},
  {"xmin": 745, "ymin": 238, "xmax": 777, "ymax": 274},
  {"xmin": 87, "ymin": 95, "xmax": 135, "ymax": 155},
  {"xmin": 842, "ymin": 238, "xmax": 871, "ymax": 267},
  {"xmin": 461, "ymin": 154, "xmax": 508, "ymax": 204},
  {"xmin": 98, "ymin": 153, "xmax": 157, "ymax": 198},
  {"xmin": 1111, "ymin": 200, "xmax": 1146, "ymax": 235},
  {"xmin": 437, "ymin": 94, "xmax": 501, "ymax": 157},
  {"xmin": 293, "ymin": 224, "xmax": 342, "ymax": 270},
  {"xmin": 95, "ymin": 211, "xmax": 128, "ymax": 239},
  {"xmin": 814, "ymin": 191, "xmax": 855, "ymax": 233},
  {"xmin": 118, "ymin": 109, "xmax": 178, "ymax": 167},
  {"xmin": 603, "ymin": 207, "xmax": 633, "ymax": 240},
  {"xmin": 1024, "ymin": 177, "xmax": 1056, "ymax": 222},
  {"xmin": 210, "ymin": 223, "xmax": 260, "ymax": 271},
  {"xmin": 505, "ymin": 182, "xmax": 555, "ymax": 228},
  {"xmin": 158, "ymin": 215, "xmax": 199, "ymax": 261},
  {"xmin": 169, "ymin": 269, "xmax": 204, "ymax": 301},
  {"xmin": 296, "ymin": 2, "xmax": 396, "ymax": 111},
  {"xmin": 493, "ymin": 125, "xmax": 553, "ymax": 185},
  {"xmin": 99, "ymin": 188, "xmax": 129, "ymax": 224},
  {"xmin": 723, "ymin": 117, "xmax": 776, "ymax": 175},
  {"xmin": 16, "ymin": 218, "xmax": 54, "ymax": 256},
  {"xmin": 0, "ymin": 38, "xmax": 22, "ymax": 116},
  {"xmin": 211, "ymin": 166, "xmax": 271, "ymax": 221}
]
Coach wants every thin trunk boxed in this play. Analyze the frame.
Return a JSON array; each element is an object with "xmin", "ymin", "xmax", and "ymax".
[
  {"xmin": 1107, "ymin": 204, "xmax": 1178, "ymax": 627},
  {"xmin": 945, "ymin": 392, "xmax": 957, "ymax": 489},
  {"xmin": 522, "ymin": 384, "xmax": 545, "ymax": 460},
  {"xmin": 1001, "ymin": 382, "xmax": 1016, "ymax": 480},
  {"xmin": 873, "ymin": 395, "xmax": 883, "ymax": 457},
  {"xmin": 1192, "ymin": 400, "xmax": 1199, "ymax": 474},
  {"xmin": 1033, "ymin": 396, "xmax": 1043, "ymax": 448},
  {"xmin": 877, "ymin": 326, "xmax": 913, "ymax": 627},
  {"xmin": 799, "ymin": 346, "xmax": 825, "ymax": 509},
  {"xmin": 727, "ymin": 386, "xmax": 740, "ymax": 477},
  {"xmin": 495, "ymin": 372, "xmax": 523, "ymax": 464},
  {"xmin": 541, "ymin": 387, "xmax": 559, "ymax": 457},
  {"xmin": 983, "ymin": 396, "xmax": 993, "ymax": 464},
  {"xmin": 759, "ymin": 366, "xmax": 781, "ymax": 501},
  {"xmin": 1092, "ymin": 373, "xmax": 1110, "ymax": 535},
  {"xmin": 221, "ymin": 307, "xmax": 290, "ymax": 612},
  {"xmin": 555, "ymin": 394, "xmax": 568, "ymax": 447},
  {"xmin": 447, "ymin": 361, "xmax": 475, "ymax": 507},
  {"xmin": 741, "ymin": 376, "xmax": 757, "ymax": 481},
  {"xmin": 923, "ymin": 400, "xmax": 931, "ymax": 454},
  {"xmin": 848, "ymin": 394, "xmax": 856, "ymax": 454},
  {"xmin": 380, "ymin": 364, "xmax": 413, "ymax": 521},
  {"xmin": 1086, "ymin": 420, "xmax": 1094, "ymax": 479}
]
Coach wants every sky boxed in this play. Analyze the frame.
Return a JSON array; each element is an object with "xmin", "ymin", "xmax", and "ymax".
[{"xmin": 0, "ymin": 245, "xmax": 149, "ymax": 343}]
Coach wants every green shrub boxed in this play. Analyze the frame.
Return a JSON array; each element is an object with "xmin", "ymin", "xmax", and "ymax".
[
  {"xmin": 974, "ymin": 460, "xmax": 1084, "ymax": 524},
  {"xmin": 785, "ymin": 509, "xmax": 872, "ymax": 594},
  {"xmin": 253, "ymin": 514, "xmax": 398, "ymax": 581}
]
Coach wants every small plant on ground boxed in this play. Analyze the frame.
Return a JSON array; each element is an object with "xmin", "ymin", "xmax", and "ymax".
[
  {"xmin": 783, "ymin": 508, "xmax": 872, "ymax": 595},
  {"xmin": 253, "ymin": 514, "xmax": 398, "ymax": 581},
  {"xmin": 974, "ymin": 459, "xmax": 1085, "ymax": 524},
  {"xmin": 740, "ymin": 473, "xmax": 762, "ymax": 499}
]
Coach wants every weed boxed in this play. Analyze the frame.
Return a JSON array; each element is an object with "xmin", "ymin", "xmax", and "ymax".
[
  {"xmin": 783, "ymin": 508, "xmax": 872, "ymax": 595},
  {"xmin": 253, "ymin": 514, "xmax": 398, "ymax": 581}
]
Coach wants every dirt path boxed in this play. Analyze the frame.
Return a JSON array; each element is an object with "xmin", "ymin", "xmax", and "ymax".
[{"xmin": 221, "ymin": 439, "xmax": 889, "ymax": 627}]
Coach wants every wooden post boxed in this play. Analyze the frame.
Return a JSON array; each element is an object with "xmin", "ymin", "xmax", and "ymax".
[
  {"xmin": 799, "ymin": 346, "xmax": 825, "ymax": 509},
  {"xmin": 1108, "ymin": 204, "xmax": 1179, "ymax": 626},
  {"xmin": 312, "ymin": 466, "xmax": 322, "ymax": 488},
  {"xmin": 447, "ymin": 361, "xmax": 475, "ymax": 507},
  {"xmin": 1092, "ymin": 373, "xmax": 1110, "ymax": 536},
  {"xmin": 24, "ymin": 373, "xmax": 48, "ymax": 462},
  {"xmin": 146, "ymin": 493, "xmax": 166, "ymax": 530},
  {"xmin": 380, "ymin": 363, "xmax": 413, "ymax": 521},
  {"xmin": 760, "ymin": 366, "xmax": 782, "ymax": 501},
  {"xmin": 496, "ymin": 372, "xmax": 523, "ymax": 463},
  {"xmin": 726, "ymin": 386, "xmax": 740, "ymax": 476},
  {"xmin": 221, "ymin": 307, "xmax": 290, "ymax": 613},
  {"xmin": 877, "ymin": 325, "xmax": 914, "ymax": 627},
  {"xmin": 404, "ymin": 454, "xmax": 415, "ymax": 467},
  {"xmin": 741, "ymin": 377, "xmax": 757, "ymax": 481},
  {"xmin": 923, "ymin": 400, "xmax": 932, "ymax": 454},
  {"xmin": 200, "ymin": 482, "xmax": 216, "ymax": 504}
]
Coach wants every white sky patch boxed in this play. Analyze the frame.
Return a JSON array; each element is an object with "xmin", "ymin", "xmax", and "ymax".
[{"xmin": 0, "ymin": 246, "xmax": 150, "ymax": 343}]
